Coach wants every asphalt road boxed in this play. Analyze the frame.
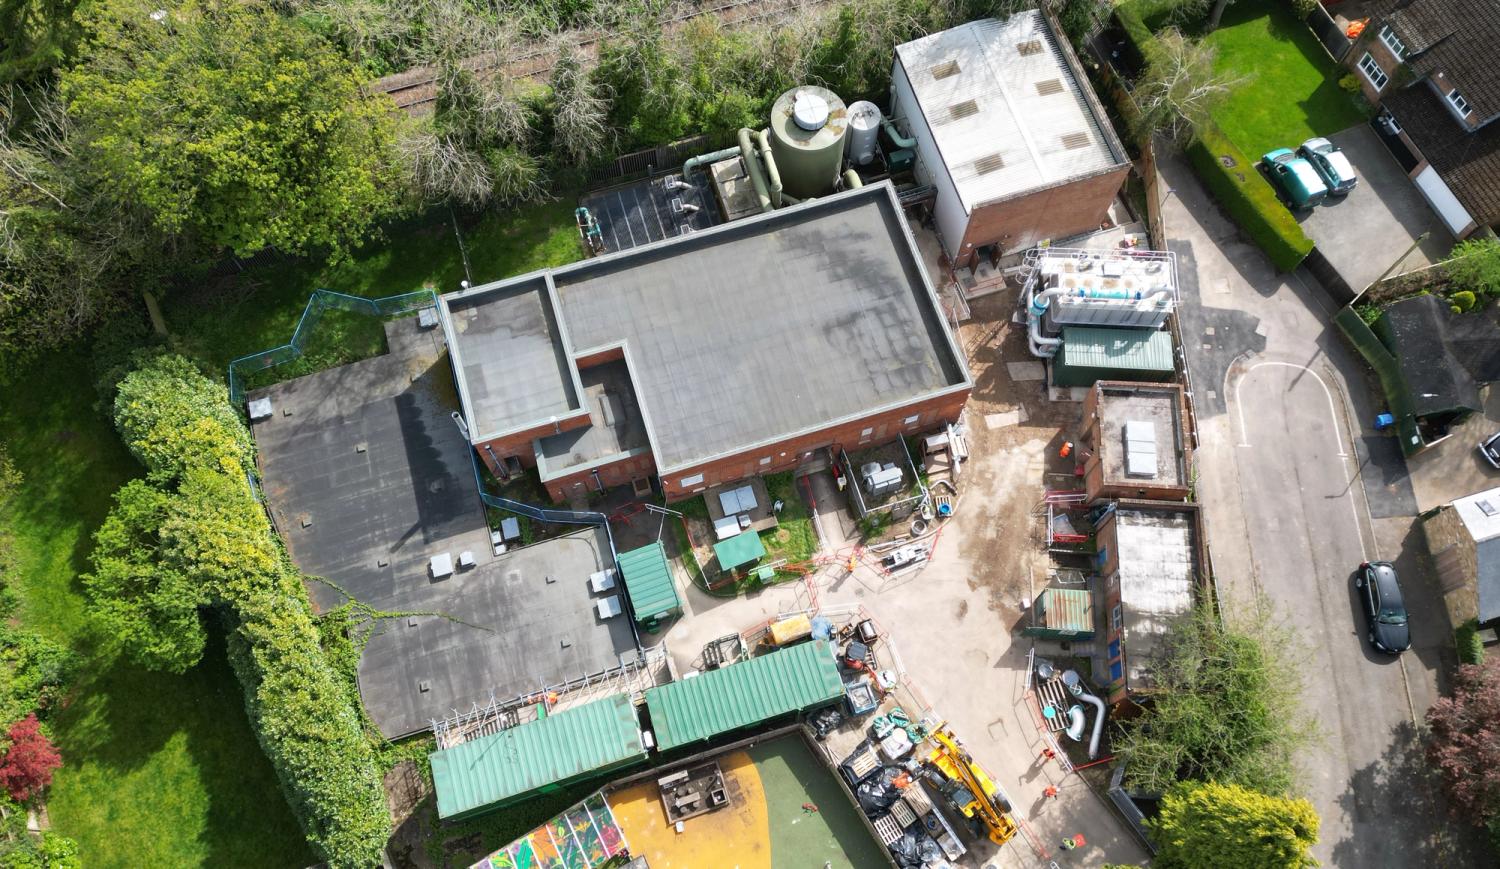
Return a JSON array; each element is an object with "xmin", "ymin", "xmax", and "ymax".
[{"xmin": 1159, "ymin": 146, "xmax": 1477, "ymax": 865}]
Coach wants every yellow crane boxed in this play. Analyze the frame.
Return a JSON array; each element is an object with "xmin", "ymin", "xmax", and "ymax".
[{"xmin": 924, "ymin": 723, "xmax": 1018, "ymax": 846}]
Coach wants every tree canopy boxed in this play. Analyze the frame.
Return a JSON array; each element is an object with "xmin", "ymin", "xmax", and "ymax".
[
  {"xmin": 60, "ymin": 0, "xmax": 404, "ymax": 257},
  {"xmin": 1116, "ymin": 598, "xmax": 1311, "ymax": 795},
  {"xmin": 112, "ymin": 353, "xmax": 254, "ymax": 485},
  {"xmin": 1152, "ymin": 781, "xmax": 1319, "ymax": 869},
  {"xmin": 1427, "ymin": 656, "xmax": 1500, "ymax": 841}
]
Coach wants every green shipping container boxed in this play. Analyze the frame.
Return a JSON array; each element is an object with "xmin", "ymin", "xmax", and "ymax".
[
  {"xmin": 1022, "ymin": 588, "xmax": 1095, "ymax": 639},
  {"xmin": 645, "ymin": 640, "xmax": 844, "ymax": 751},
  {"xmin": 616, "ymin": 541, "xmax": 682, "ymax": 623},
  {"xmin": 1054, "ymin": 327, "xmax": 1174, "ymax": 388},
  {"xmin": 430, "ymin": 694, "xmax": 647, "ymax": 820}
]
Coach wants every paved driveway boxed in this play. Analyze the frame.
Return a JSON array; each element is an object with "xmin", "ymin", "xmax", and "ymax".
[
  {"xmin": 1159, "ymin": 146, "xmax": 1479, "ymax": 865},
  {"xmin": 1296, "ymin": 124, "xmax": 1452, "ymax": 291}
]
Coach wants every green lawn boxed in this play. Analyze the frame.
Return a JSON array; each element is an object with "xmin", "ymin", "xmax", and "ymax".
[
  {"xmin": 0, "ymin": 353, "xmax": 311, "ymax": 868},
  {"xmin": 0, "ymin": 195, "xmax": 588, "ymax": 865},
  {"xmin": 1203, "ymin": 0, "xmax": 1369, "ymax": 158}
]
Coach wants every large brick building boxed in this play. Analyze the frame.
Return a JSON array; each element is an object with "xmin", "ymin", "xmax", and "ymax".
[
  {"xmin": 889, "ymin": 10, "xmax": 1131, "ymax": 270},
  {"xmin": 439, "ymin": 183, "xmax": 972, "ymax": 503}
]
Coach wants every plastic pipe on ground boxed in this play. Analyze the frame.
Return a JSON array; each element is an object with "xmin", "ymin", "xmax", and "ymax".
[
  {"xmin": 881, "ymin": 118, "xmax": 917, "ymax": 150},
  {"xmin": 1077, "ymin": 688, "xmax": 1107, "ymax": 759},
  {"xmin": 753, "ymin": 129, "xmax": 783, "ymax": 208},
  {"xmin": 843, "ymin": 168, "xmax": 864, "ymax": 189},
  {"xmin": 681, "ymin": 146, "xmax": 741, "ymax": 181},
  {"xmin": 737, "ymin": 128, "xmax": 773, "ymax": 213}
]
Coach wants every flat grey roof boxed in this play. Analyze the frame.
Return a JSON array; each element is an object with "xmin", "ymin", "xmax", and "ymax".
[
  {"xmin": 581, "ymin": 175, "xmax": 720, "ymax": 254},
  {"xmin": 1115, "ymin": 508, "xmax": 1197, "ymax": 692},
  {"xmin": 445, "ymin": 278, "xmax": 582, "ymax": 438},
  {"xmin": 1097, "ymin": 384, "xmax": 1185, "ymax": 487},
  {"xmin": 250, "ymin": 318, "xmax": 635, "ymax": 738},
  {"xmin": 444, "ymin": 183, "xmax": 970, "ymax": 474},
  {"xmin": 536, "ymin": 360, "xmax": 650, "ymax": 480}
]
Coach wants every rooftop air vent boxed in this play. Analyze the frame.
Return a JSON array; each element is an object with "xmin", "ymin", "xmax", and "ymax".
[
  {"xmin": 1481, "ymin": 499, "xmax": 1498, "ymax": 517},
  {"xmin": 1035, "ymin": 78, "xmax": 1064, "ymax": 96},
  {"xmin": 974, "ymin": 153, "xmax": 1006, "ymax": 175},
  {"xmin": 1017, "ymin": 39, "xmax": 1044, "ymax": 56},
  {"xmin": 1061, "ymin": 131, "xmax": 1091, "ymax": 150},
  {"xmin": 948, "ymin": 99, "xmax": 980, "ymax": 122},
  {"xmin": 931, "ymin": 59, "xmax": 961, "ymax": 80}
]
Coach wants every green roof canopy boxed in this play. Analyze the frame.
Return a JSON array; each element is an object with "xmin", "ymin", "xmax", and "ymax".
[
  {"xmin": 1055, "ymin": 327, "xmax": 1173, "ymax": 387},
  {"xmin": 645, "ymin": 640, "xmax": 843, "ymax": 751},
  {"xmin": 616, "ymin": 541, "xmax": 682, "ymax": 622},
  {"xmin": 713, "ymin": 530, "xmax": 766, "ymax": 570},
  {"xmin": 430, "ymin": 694, "xmax": 646, "ymax": 820},
  {"xmin": 1039, "ymin": 587, "xmax": 1094, "ymax": 637}
]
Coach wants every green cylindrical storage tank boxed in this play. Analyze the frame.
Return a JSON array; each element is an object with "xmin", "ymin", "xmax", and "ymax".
[{"xmin": 768, "ymin": 86, "xmax": 848, "ymax": 199}]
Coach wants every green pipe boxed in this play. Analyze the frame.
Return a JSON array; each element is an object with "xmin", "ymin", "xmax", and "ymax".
[
  {"xmin": 737, "ymin": 128, "xmax": 773, "ymax": 213},
  {"xmin": 682, "ymin": 146, "xmax": 741, "ymax": 180},
  {"xmin": 882, "ymin": 118, "xmax": 917, "ymax": 150},
  {"xmin": 843, "ymin": 168, "xmax": 863, "ymax": 189},
  {"xmin": 754, "ymin": 129, "xmax": 783, "ymax": 208}
]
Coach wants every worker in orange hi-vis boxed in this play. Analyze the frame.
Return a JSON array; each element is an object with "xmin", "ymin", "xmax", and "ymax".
[{"xmin": 1042, "ymin": 785, "xmax": 1059, "ymax": 800}]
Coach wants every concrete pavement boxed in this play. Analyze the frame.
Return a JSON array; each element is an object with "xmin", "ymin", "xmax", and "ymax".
[{"xmin": 1161, "ymin": 146, "xmax": 1478, "ymax": 864}]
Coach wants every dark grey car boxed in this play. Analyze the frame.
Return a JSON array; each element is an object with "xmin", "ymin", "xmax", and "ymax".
[{"xmin": 1356, "ymin": 561, "xmax": 1411, "ymax": 654}]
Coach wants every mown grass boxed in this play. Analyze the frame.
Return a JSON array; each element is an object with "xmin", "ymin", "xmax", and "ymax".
[
  {"xmin": 1203, "ymin": 0, "xmax": 1369, "ymax": 158},
  {"xmin": 0, "ymin": 195, "xmax": 587, "ymax": 865},
  {"xmin": 0, "ymin": 352, "xmax": 311, "ymax": 868}
]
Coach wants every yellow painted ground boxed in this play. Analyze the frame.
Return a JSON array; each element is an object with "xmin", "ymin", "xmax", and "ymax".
[{"xmin": 608, "ymin": 750, "xmax": 771, "ymax": 869}]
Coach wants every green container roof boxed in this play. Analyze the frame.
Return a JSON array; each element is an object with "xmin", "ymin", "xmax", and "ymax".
[
  {"xmin": 617, "ymin": 541, "xmax": 682, "ymax": 622},
  {"xmin": 430, "ymin": 694, "xmax": 646, "ymax": 820},
  {"xmin": 1040, "ymin": 587, "xmax": 1094, "ymax": 635},
  {"xmin": 713, "ymin": 530, "xmax": 767, "ymax": 570},
  {"xmin": 1059, "ymin": 327, "xmax": 1174, "ymax": 372},
  {"xmin": 645, "ymin": 640, "xmax": 844, "ymax": 751}
]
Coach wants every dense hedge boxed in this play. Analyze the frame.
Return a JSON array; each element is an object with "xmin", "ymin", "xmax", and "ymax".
[
  {"xmin": 93, "ymin": 354, "xmax": 389, "ymax": 867},
  {"xmin": 1456, "ymin": 619, "xmax": 1486, "ymax": 666},
  {"xmin": 1185, "ymin": 125, "xmax": 1315, "ymax": 272}
]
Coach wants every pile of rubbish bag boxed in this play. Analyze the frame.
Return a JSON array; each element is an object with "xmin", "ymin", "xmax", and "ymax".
[{"xmin": 889, "ymin": 831, "xmax": 943, "ymax": 868}]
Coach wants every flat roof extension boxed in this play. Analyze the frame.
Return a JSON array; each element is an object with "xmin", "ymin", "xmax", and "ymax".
[
  {"xmin": 1095, "ymin": 382, "xmax": 1186, "ymax": 488},
  {"xmin": 442, "ymin": 183, "xmax": 970, "ymax": 474}
]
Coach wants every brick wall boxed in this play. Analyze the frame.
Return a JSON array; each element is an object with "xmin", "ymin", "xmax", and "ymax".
[
  {"xmin": 1081, "ymin": 382, "xmax": 1192, "ymax": 503},
  {"xmin": 1422, "ymin": 506, "xmax": 1479, "ymax": 629},
  {"xmin": 1346, "ymin": 27, "xmax": 1403, "ymax": 105},
  {"xmin": 544, "ymin": 453, "xmax": 658, "ymax": 502},
  {"xmin": 953, "ymin": 166, "xmax": 1129, "ymax": 269},
  {"xmin": 474, "ymin": 411, "xmax": 591, "ymax": 476},
  {"xmin": 657, "ymin": 389, "xmax": 971, "ymax": 502}
]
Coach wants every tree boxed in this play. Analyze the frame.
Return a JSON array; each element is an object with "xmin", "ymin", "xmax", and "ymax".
[
  {"xmin": 0, "ymin": 715, "xmax": 60, "ymax": 802},
  {"xmin": 112, "ymin": 353, "xmax": 253, "ymax": 485},
  {"xmin": 60, "ymin": 0, "xmax": 404, "ymax": 257},
  {"xmin": 549, "ymin": 43, "xmax": 610, "ymax": 167},
  {"xmin": 1446, "ymin": 238, "xmax": 1500, "ymax": 298},
  {"xmin": 1426, "ymin": 656, "xmax": 1500, "ymax": 828},
  {"xmin": 0, "ymin": 0, "xmax": 84, "ymax": 82},
  {"xmin": 1152, "ymin": 781, "xmax": 1319, "ymax": 869},
  {"xmin": 85, "ymin": 480, "xmax": 208, "ymax": 673},
  {"xmin": 1131, "ymin": 29, "xmax": 1244, "ymax": 147},
  {"xmin": 1116, "ymin": 598, "xmax": 1312, "ymax": 796}
]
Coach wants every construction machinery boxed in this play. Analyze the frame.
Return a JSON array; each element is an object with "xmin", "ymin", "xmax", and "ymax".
[{"xmin": 924, "ymin": 723, "xmax": 1018, "ymax": 846}]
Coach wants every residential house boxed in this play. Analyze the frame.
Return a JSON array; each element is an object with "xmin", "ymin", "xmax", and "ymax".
[
  {"xmin": 1422, "ymin": 486, "xmax": 1500, "ymax": 631},
  {"xmin": 1347, "ymin": 0, "xmax": 1500, "ymax": 237}
]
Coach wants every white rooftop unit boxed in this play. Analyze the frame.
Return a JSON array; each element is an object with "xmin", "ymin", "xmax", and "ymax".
[
  {"xmin": 1022, "ymin": 246, "xmax": 1179, "ymax": 356},
  {"xmin": 861, "ymin": 461, "xmax": 906, "ymax": 498},
  {"xmin": 1124, "ymin": 419, "xmax": 1158, "ymax": 479}
]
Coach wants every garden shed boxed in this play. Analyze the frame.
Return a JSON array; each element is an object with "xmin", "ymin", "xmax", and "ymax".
[{"xmin": 615, "ymin": 541, "xmax": 682, "ymax": 626}]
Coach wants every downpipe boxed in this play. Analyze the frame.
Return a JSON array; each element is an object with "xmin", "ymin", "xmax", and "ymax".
[
  {"xmin": 753, "ymin": 129, "xmax": 783, "ymax": 208},
  {"xmin": 737, "ymin": 128, "xmax": 774, "ymax": 213}
]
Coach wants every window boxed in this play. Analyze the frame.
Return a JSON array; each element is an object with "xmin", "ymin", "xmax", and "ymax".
[
  {"xmin": 1111, "ymin": 605, "xmax": 1123, "ymax": 631},
  {"xmin": 1358, "ymin": 52, "xmax": 1389, "ymax": 90},
  {"xmin": 759, "ymin": 457, "xmax": 771, "ymax": 466},
  {"xmin": 1378, "ymin": 25, "xmax": 1406, "ymax": 60},
  {"xmin": 679, "ymin": 473, "xmax": 704, "ymax": 487},
  {"xmin": 903, "ymin": 414, "xmax": 920, "ymax": 426},
  {"xmin": 859, "ymin": 426, "xmax": 874, "ymax": 443},
  {"xmin": 1108, "ymin": 639, "xmax": 1121, "ymax": 660},
  {"xmin": 1109, "ymin": 659, "xmax": 1124, "ymax": 682},
  {"xmin": 1448, "ymin": 88, "xmax": 1472, "ymax": 117}
]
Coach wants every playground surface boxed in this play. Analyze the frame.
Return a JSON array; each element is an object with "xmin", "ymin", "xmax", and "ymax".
[{"xmin": 607, "ymin": 734, "xmax": 887, "ymax": 869}]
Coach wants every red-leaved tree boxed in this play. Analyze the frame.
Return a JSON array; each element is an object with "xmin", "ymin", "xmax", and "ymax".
[
  {"xmin": 0, "ymin": 715, "xmax": 62, "ymax": 801},
  {"xmin": 1427, "ymin": 657, "xmax": 1500, "ymax": 823}
]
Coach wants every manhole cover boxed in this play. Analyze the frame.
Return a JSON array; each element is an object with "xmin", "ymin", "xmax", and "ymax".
[{"xmin": 1219, "ymin": 154, "xmax": 1237, "ymax": 168}]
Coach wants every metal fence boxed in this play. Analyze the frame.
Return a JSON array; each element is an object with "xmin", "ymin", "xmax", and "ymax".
[
  {"xmin": 1307, "ymin": 4, "xmax": 1354, "ymax": 62},
  {"xmin": 583, "ymin": 132, "xmax": 738, "ymax": 187},
  {"xmin": 226, "ymin": 288, "xmax": 437, "ymax": 404}
]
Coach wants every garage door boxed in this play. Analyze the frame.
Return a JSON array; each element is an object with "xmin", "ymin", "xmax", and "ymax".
[{"xmin": 1413, "ymin": 166, "xmax": 1474, "ymax": 237}]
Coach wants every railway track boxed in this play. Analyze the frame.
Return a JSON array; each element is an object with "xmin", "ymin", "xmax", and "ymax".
[{"xmin": 370, "ymin": 0, "xmax": 836, "ymax": 114}]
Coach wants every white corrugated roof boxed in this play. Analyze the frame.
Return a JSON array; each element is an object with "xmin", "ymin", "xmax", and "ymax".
[{"xmin": 895, "ymin": 12, "xmax": 1123, "ymax": 212}]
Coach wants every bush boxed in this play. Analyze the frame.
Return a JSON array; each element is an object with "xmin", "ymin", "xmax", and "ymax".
[
  {"xmin": 1338, "ymin": 73, "xmax": 1363, "ymax": 95},
  {"xmin": 112, "ymin": 353, "xmax": 254, "ymax": 486},
  {"xmin": 1447, "ymin": 238, "xmax": 1500, "ymax": 297},
  {"xmin": 1452, "ymin": 290, "xmax": 1478, "ymax": 312},
  {"xmin": 1185, "ymin": 124, "xmax": 1315, "ymax": 272},
  {"xmin": 1457, "ymin": 618, "xmax": 1485, "ymax": 665}
]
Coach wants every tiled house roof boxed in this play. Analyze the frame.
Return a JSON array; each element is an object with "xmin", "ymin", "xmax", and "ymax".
[
  {"xmin": 1386, "ymin": 84, "xmax": 1500, "ymax": 224},
  {"xmin": 1374, "ymin": 0, "xmax": 1500, "ymax": 118}
]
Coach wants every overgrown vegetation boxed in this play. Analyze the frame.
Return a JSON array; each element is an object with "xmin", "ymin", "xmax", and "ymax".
[
  {"xmin": 1150, "ymin": 780, "xmax": 1319, "ymax": 868},
  {"xmin": 1116, "ymin": 598, "xmax": 1313, "ymax": 796},
  {"xmin": 1184, "ymin": 123, "xmax": 1314, "ymax": 271},
  {"xmin": 84, "ymin": 354, "xmax": 388, "ymax": 867},
  {"xmin": 1427, "ymin": 655, "xmax": 1500, "ymax": 850}
]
